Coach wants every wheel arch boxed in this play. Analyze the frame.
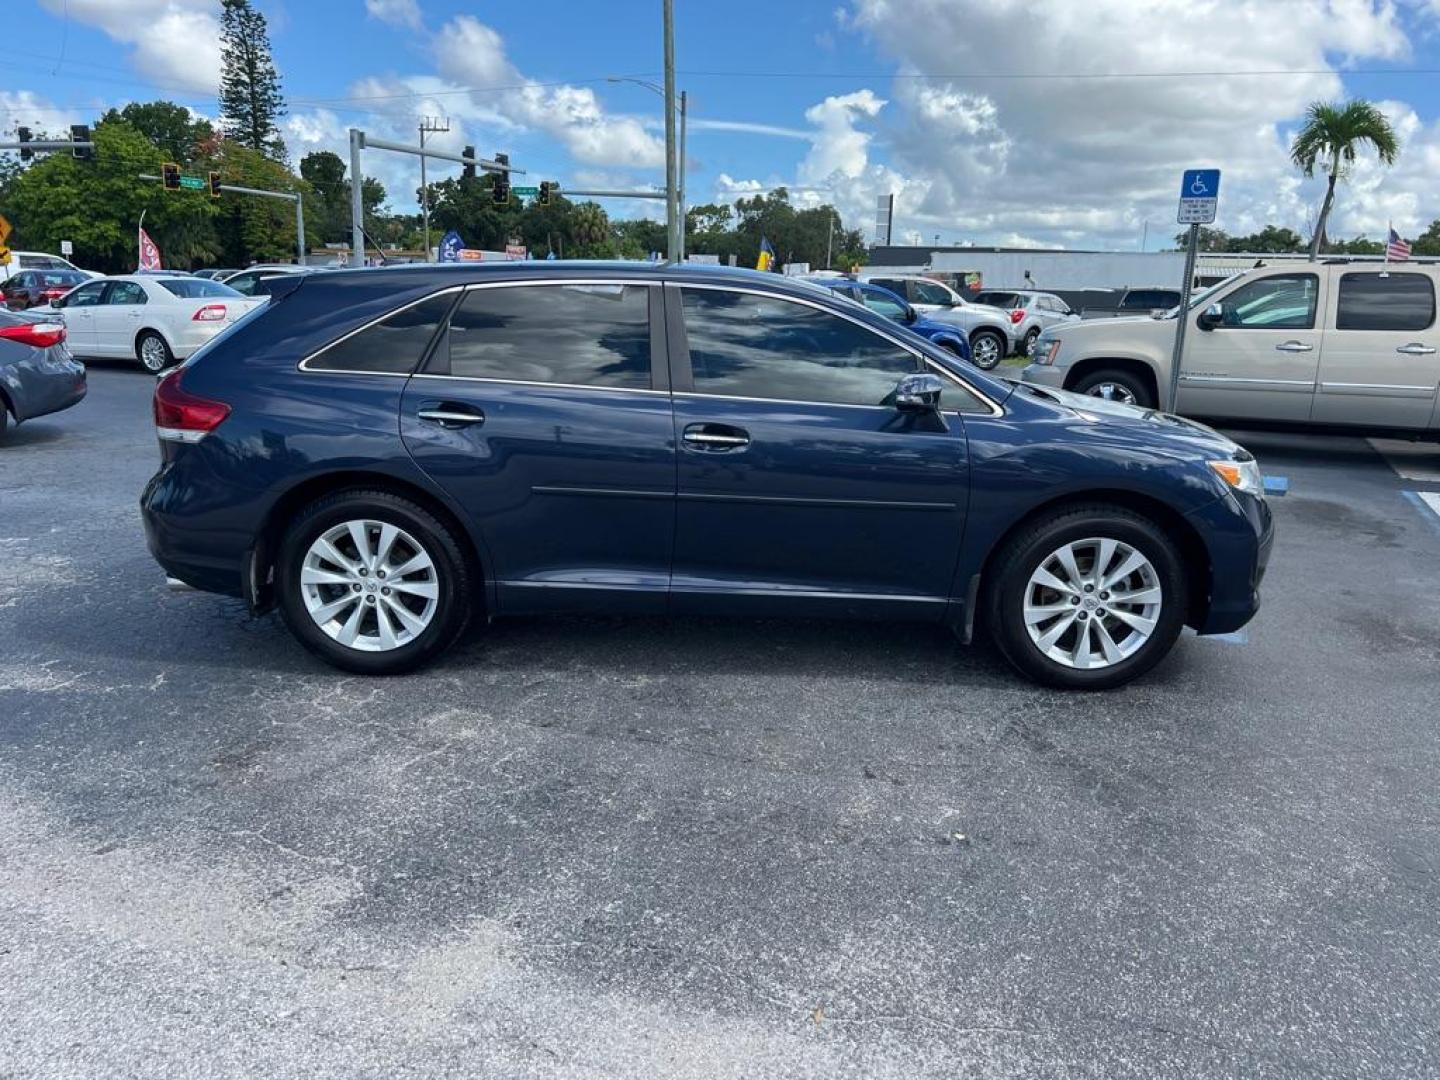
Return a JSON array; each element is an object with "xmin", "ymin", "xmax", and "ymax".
[
  {"xmin": 1062, "ymin": 356, "xmax": 1160, "ymax": 405},
  {"xmin": 975, "ymin": 489, "xmax": 1213, "ymax": 632},
  {"xmin": 247, "ymin": 469, "xmax": 488, "ymax": 615},
  {"xmin": 134, "ymin": 324, "xmax": 175, "ymax": 357}
]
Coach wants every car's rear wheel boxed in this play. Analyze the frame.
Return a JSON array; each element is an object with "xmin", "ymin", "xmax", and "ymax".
[
  {"xmin": 1072, "ymin": 367, "xmax": 1152, "ymax": 408},
  {"xmin": 1023, "ymin": 327, "xmax": 1041, "ymax": 356},
  {"xmin": 969, "ymin": 329, "xmax": 1005, "ymax": 370},
  {"xmin": 276, "ymin": 490, "xmax": 473, "ymax": 675},
  {"xmin": 136, "ymin": 331, "xmax": 174, "ymax": 374},
  {"xmin": 986, "ymin": 505, "xmax": 1188, "ymax": 689}
]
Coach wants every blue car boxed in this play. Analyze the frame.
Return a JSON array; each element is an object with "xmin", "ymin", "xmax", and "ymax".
[
  {"xmin": 809, "ymin": 278, "xmax": 972, "ymax": 363},
  {"xmin": 141, "ymin": 262, "xmax": 1273, "ymax": 689}
]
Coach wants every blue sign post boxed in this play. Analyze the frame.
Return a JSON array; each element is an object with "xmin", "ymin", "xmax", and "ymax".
[{"xmin": 1170, "ymin": 167, "xmax": 1222, "ymax": 411}]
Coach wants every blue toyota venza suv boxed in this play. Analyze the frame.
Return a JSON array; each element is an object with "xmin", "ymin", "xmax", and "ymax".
[{"xmin": 141, "ymin": 263, "xmax": 1273, "ymax": 689}]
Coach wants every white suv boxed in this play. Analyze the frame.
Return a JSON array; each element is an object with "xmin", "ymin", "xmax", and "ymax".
[
  {"xmin": 862, "ymin": 273, "xmax": 1018, "ymax": 369},
  {"xmin": 0, "ymin": 251, "xmax": 100, "ymax": 283}
]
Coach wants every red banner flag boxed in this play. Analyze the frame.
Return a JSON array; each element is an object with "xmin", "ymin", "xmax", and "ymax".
[{"xmin": 137, "ymin": 226, "xmax": 162, "ymax": 270}]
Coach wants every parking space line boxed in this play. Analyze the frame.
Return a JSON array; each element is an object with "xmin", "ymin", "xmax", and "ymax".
[
  {"xmin": 1369, "ymin": 438, "xmax": 1440, "ymax": 484},
  {"xmin": 1401, "ymin": 490, "xmax": 1440, "ymax": 535}
]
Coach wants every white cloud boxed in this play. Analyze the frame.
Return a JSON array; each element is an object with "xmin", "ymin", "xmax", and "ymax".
[
  {"xmin": 365, "ymin": 0, "xmax": 422, "ymax": 30},
  {"xmin": 432, "ymin": 15, "xmax": 665, "ymax": 168},
  {"xmin": 0, "ymin": 91, "xmax": 88, "ymax": 137},
  {"xmin": 38, "ymin": 0, "xmax": 222, "ymax": 96},
  {"xmin": 830, "ymin": 0, "xmax": 1417, "ymax": 247}
]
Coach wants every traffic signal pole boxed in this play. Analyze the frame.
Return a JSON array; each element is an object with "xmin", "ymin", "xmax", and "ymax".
[
  {"xmin": 346, "ymin": 128, "xmax": 522, "ymax": 267},
  {"xmin": 140, "ymin": 173, "xmax": 306, "ymax": 265}
]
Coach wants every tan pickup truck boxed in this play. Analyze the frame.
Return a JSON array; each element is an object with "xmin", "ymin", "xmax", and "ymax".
[{"xmin": 1020, "ymin": 262, "xmax": 1440, "ymax": 435}]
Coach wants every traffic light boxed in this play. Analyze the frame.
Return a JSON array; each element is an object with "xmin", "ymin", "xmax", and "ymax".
[
  {"xmin": 162, "ymin": 163, "xmax": 181, "ymax": 191},
  {"xmin": 17, "ymin": 127, "xmax": 32, "ymax": 162},
  {"xmin": 70, "ymin": 125, "xmax": 91, "ymax": 161},
  {"xmin": 462, "ymin": 145, "xmax": 476, "ymax": 181},
  {"xmin": 208, "ymin": 171, "xmax": 222, "ymax": 199},
  {"xmin": 538, "ymin": 181, "xmax": 553, "ymax": 207},
  {"xmin": 492, "ymin": 152, "xmax": 510, "ymax": 205}
]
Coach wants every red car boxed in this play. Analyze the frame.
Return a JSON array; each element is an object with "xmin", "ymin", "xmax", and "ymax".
[{"xmin": 2, "ymin": 269, "xmax": 89, "ymax": 310}]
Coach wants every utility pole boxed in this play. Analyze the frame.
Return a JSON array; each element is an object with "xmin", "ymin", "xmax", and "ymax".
[
  {"xmin": 418, "ymin": 116, "xmax": 450, "ymax": 262},
  {"xmin": 663, "ymin": 0, "xmax": 680, "ymax": 264},
  {"xmin": 678, "ymin": 89, "xmax": 687, "ymax": 260},
  {"xmin": 350, "ymin": 128, "xmax": 365, "ymax": 268}
]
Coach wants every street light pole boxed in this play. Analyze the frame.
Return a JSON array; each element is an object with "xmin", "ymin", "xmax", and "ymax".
[
  {"xmin": 663, "ymin": 0, "xmax": 680, "ymax": 264},
  {"xmin": 418, "ymin": 117, "xmax": 450, "ymax": 262}
]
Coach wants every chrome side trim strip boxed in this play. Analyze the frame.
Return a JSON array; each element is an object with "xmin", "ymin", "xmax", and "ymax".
[{"xmin": 1318, "ymin": 381, "xmax": 1435, "ymax": 396}]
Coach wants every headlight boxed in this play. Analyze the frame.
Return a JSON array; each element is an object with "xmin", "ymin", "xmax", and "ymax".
[
  {"xmin": 1207, "ymin": 456, "xmax": 1264, "ymax": 499},
  {"xmin": 1034, "ymin": 338, "xmax": 1061, "ymax": 365}
]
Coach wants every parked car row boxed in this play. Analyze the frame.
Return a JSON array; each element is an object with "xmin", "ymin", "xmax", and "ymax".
[{"xmin": 859, "ymin": 273, "xmax": 1017, "ymax": 368}]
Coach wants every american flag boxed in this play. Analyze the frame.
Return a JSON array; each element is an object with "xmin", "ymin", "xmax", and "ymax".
[{"xmin": 1386, "ymin": 227, "xmax": 1411, "ymax": 262}]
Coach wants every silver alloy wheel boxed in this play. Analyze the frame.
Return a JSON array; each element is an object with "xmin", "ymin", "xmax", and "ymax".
[
  {"xmin": 300, "ymin": 519, "xmax": 440, "ymax": 653},
  {"xmin": 1086, "ymin": 381, "xmax": 1137, "ymax": 405},
  {"xmin": 1022, "ymin": 536, "xmax": 1162, "ymax": 670},
  {"xmin": 139, "ymin": 334, "xmax": 168, "ymax": 372},
  {"xmin": 971, "ymin": 333, "xmax": 1002, "ymax": 368}
]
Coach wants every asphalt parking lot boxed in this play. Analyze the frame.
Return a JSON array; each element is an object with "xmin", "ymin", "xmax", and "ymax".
[{"xmin": 3, "ymin": 364, "xmax": 1439, "ymax": 1079}]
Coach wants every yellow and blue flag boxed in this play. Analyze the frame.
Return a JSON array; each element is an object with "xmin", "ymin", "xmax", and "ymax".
[{"xmin": 756, "ymin": 236, "xmax": 777, "ymax": 272}]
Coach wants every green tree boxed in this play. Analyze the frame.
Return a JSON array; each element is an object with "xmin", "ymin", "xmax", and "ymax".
[
  {"xmin": 570, "ymin": 202, "xmax": 612, "ymax": 256},
  {"xmin": 220, "ymin": 0, "xmax": 286, "ymax": 159},
  {"xmin": 1412, "ymin": 220, "xmax": 1440, "ymax": 257},
  {"xmin": 1291, "ymin": 100, "xmax": 1399, "ymax": 261},
  {"xmin": 100, "ymin": 101, "xmax": 213, "ymax": 164},
  {"xmin": 208, "ymin": 141, "xmax": 306, "ymax": 264},
  {"xmin": 1, "ymin": 118, "xmax": 218, "ymax": 271}
]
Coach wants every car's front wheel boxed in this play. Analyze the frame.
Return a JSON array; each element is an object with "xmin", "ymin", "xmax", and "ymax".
[
  {"xmin": 969, "ymin": 329, "xmax": 1006, "ymax": 370},
  {"xmin": 986, "ymin": 505, "xmax": 1188, "ymax": 689},
  {"xmin": 1072, "ymin": 367, "xmax": 1153, "ymax": 408},
  {"xmin": 276, "ymin": 490, "xmax": 474, "ymax": 675},
  {"xmin": 136, "ymin": 331, "xmax": 174, "ymax": 374},
  {"xmin": 1023, "ymin": 327, "xmax": 1041, "ymax": 356}
]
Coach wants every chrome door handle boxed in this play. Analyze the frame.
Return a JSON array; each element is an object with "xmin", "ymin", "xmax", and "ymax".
[
  {"xmin": 417, "ymin": 406, "xmax": 484, "ymax": 428},
  {"xmin": 1274, "ymin": 341, "xmax": 1314, "ymax": 352},
  {"xmin": 1396, "ymin": 343, "xmax": 1436, "ymax": 355},
  {"xmin": 682, "ymin": 423, "xmax": 750, "ymax": 450}
]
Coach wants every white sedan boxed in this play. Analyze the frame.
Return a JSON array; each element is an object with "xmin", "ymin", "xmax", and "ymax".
[{"xmin": 40, "ymin": 275, "xmax": 266, "ymax": 372}]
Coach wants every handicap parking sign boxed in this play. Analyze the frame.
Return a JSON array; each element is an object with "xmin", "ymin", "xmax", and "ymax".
[{"xmin": 1178, "ymin": 169, "xmax": 1220, "ymax": 224}]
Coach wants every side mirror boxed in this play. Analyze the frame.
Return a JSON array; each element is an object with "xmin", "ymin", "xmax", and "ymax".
[
  {"xmin": 902, "ymin": 304, "xmax": 918, "ymax": 325},
  {"xmin": 51, "ymin": 295, "xmax": 65, "ymax": 308},
  {"xmin": 1197, "ymin": 302, "xmax": 1223, "ymax": 331},
  {"xmin": 894, "ymin": 372, "xmax": 944, "ymax": 412}
]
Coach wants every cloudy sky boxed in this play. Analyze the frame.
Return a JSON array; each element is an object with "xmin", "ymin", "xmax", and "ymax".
[{"xmin": 8, "ymin": 0, "xmax": 1440, "ymax": 250}]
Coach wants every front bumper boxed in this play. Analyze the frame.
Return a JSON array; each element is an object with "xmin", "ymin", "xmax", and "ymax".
[
  {"xmin": 1187, "ymin": 490, "xmax": 1274, "ymax": 635},
  {"xmin": 1019, "ymin": 362, "xmax": 1067, "ymax": 389}
]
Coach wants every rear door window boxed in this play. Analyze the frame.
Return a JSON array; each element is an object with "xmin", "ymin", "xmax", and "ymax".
[
  {"xmin": 910, "ymin": 280, "xmax": 953, "ymax": 306},
  {"xmin": 308, "ymin": 292, "xmax": 458, "ymax": 374},
  {"xmin": 438, "ymin": 283, "xmax": 652, "ymax": 388},
  {"xmin": 1335, "ymin": 272, "xmax": 1435, "ymax": 331},
  {"xmin": 106, "ymin": 281, "xmax": 148, "ymax": 305},
  {"xmin": 679, "ymin": 287, "xmax": 921, "ymax": 407}
]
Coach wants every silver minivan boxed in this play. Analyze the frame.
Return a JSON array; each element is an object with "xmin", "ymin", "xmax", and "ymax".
[{"xmin": 1022, "ymin": 262, "xmax": 1440, "ymax": 434}]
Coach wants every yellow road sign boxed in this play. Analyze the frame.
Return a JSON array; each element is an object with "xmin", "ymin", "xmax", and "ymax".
[
  {"xmin": 0, "ymin": 214, "xmax": 11, "ymax": 246},
  {"xmin": 0, "ymin": 247, "xmax": 11, "ymax": 266}
]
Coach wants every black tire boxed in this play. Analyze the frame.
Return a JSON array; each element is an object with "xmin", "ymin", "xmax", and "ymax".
[
  {"xmin": 969, "ymin": 328, "xmax": 1006, "ymax": 370},
  {"xmin": 985, "ymin": 504, "xmax": 1188, "ymax": 690},
  {"xmin": 1071, "ymin": 367, "xmax": 1154, "ymax": 409},
  {"xmin": 0, "ymin": 403, "xmax": 8, "ymax": 443},
  {"xmin": 1023, "ymin": 327, "xmax": 1041, "ymax": 356},
  {"xmin": 275, "ymin": 489, "xmax": 474, "ymax": 675},
  {"xmin": 941, "ymin": 340, "xmax": 968, "ymax": 362},
  {"xmin": 136, "ymin": 330, "xmax": 174, "ymax": 374}
]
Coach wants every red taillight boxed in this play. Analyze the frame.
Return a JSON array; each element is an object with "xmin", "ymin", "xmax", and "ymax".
[
  {"xmin": 153, "ymin": 368, "xmax": 230, "ymax": 443},
  {"xmin": 192, "ymin": 304, "xmax": 227, "ymax": 322},
  {"xmin": 0, "ymin": 322, "xmax": 67, "ymax": 349},
  {"xmin": 41, "ymin": 288, "xmax": 68, "ymax": 299},
  {"xmin": 1009, "ymin": 309, "xmax": 1025, "ymax": 324}
]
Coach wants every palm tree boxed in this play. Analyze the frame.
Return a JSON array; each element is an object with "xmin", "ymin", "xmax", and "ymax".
[{"xmin": 1290, "ymin": 100, "xmax": 1399, "ymax": 261}]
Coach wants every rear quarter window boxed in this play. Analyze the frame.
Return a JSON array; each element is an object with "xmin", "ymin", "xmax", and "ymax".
[
  {"xmin": 306, "ymin": 292, "xmax": 458, "ymax": 374},
  {"xmin": 1336, "ymin": 272, "xmax": 1435, "ymax": 332}
]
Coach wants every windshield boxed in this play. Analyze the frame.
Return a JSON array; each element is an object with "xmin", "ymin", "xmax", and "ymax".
[
  {"xmin": 1159, "ymin": 273, "xmax": 1247, "ymax": 319},
  {"xmin": 158, "ymin": 278, "xmax": 246, "ymax": 299},
  {"xmin": 974, "ymin": 291, "xmax": 1022, "ymax": 308}
]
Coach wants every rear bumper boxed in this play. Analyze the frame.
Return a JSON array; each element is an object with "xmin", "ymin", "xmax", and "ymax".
[
  {"xmin": 3, "ymin": 352, "xmax": 87, "ymax": 422},
  {"xmin": 1187, "ymin": 491, "xmax": 1274, "ymax": 635},
  {"xmin": 140, "ymin": 458, "xmax": 250, "ymax": 598}
]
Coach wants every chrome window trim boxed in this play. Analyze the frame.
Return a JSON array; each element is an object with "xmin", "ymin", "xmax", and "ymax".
[
  {"xmin": 671, "ymin": 279, "xmax": 1004, "ymax": 417},
  {"xmin": 409, "ymin": 372, "xmax": 669, "ymax": 396},
  {"xmin": 298, "ymin": 285, "xmax": 465, "ymax": 376}
]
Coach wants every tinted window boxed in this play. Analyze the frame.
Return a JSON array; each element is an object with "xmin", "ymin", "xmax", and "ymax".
[
  {"xmin": 444, "ymin": 284, "xmax": 651, "ymax": 387},
  {"xmin": 226, "ymin": 273, "xmax": 262, "ymax": 296},
  {"xmin": 1218, "ymin": 274, "xmax": 1317, "ymax": 329},
  {"xmin": 107, "ymin": 281, "xmax": 147, "ymax": 305},
  {"xmin": 43, "ymin": 272, "xmax": 85, "ymax": 287},
  {"xmin": 974, "ymin": 291, "xmax": 1021, "ymax": 308},
  {"xmin": 911, "ymin": 280, "xmax": 953, "ymax": 306},
  {"xmin": 309, "ymin": 292, "xmax": 457, "ymax": 374},
  {"xmin": 1336, "ymin": 272, "xmax": 1435, "ymax": 332},
  {"xmin": 1123, "ymin": 290, "xmax": 1180, "ymax": 309},
  {"xmin": 66, "ymin": 282, "xmax": 107, "ymax": 307},
  {"xmin": 680, "ymin": 288, "xmax": 921, "ymax": 407},
  {"xmin": 868, "ymin": 278, "xmax": 904, "ymax": 295},
  {"xmin": 158, "ymin": 278, "xmax": 244, "ymax": 299},
  {"xmin": 860, "ymin": 290, "xmax": 908, "ymax": 321}
]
